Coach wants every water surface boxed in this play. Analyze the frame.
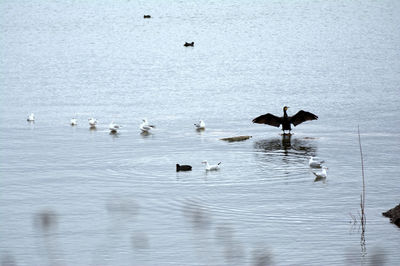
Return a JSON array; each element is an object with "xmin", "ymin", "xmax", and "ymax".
[{"xmin": 1, "ymin": 0, "xmax": 400, "ymax": 265}]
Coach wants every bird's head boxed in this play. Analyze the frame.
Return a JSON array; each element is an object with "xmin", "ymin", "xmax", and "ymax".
[{"xmin": 283, "ymin": 106, "xmax": 289, "ymax": 111}]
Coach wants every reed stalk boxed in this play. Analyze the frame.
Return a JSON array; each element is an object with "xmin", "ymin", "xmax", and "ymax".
[{"xmin": 358, "ymin": 126, "xmax": 366, "ymax": 254}]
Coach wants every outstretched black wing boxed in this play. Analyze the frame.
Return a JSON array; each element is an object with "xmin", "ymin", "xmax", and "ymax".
[
  {"xmin": 252, "ymin": 113, "xmax": 282, "ymax": 128},
  {"xmin": 290, "ymin": 110, "xmax": 318, "ymax": 127}
]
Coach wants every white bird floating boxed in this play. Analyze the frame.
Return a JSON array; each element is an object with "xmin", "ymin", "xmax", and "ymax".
[
  {"xmin": 313, "ymin": 167, "xmax": 328, "ymax": 181},
  {"xmin": 70, "ymin": 118, "xmax": 77, "ymax": 126},
  {"xmin": 27, "ymin": 113, "xmax": 35, "ymax": 122},
  {"xmin": 202, "ymin": 160, "xmax": 221, "ymax": 171},
  {"xmin": 194, "ymin": 120, "xmax": 205, "ymax": 130},
  {"xmin": 88, "ymin": 118, "xmax": 98, "ymax": 128},
  {"xmin": 109, "ymin": 121, "xmax": 120, "ymax": 133},
  {"xmin": 140, "ymin": 119, "xmax": 155, "ymax": 133},
  {"xmin": 309, "ymin": 156, "xmax": 325, "ymax": 168}
]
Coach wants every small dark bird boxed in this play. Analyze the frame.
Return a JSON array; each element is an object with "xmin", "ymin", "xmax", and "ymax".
[
  {"xmin": 144, "ymin": 15, "xmax": 151, "ymax": 18},
  {"xmin": 184, "ymin": 42, "xmax": 194, "ymax": 47},
  {"xmin": 252, "ymin": 106, "xmax": 318, "ymax": 134},
  {"xmin": 176, "ymin": 164, "xmax": 192, "ymax": 172}
]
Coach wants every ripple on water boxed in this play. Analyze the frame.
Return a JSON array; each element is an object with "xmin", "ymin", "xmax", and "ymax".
[{"xmin": 250, "ymin": 136, "xmax": 320, "ymax": 184}]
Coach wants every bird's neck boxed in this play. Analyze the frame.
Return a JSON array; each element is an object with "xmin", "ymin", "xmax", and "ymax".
[{"xmin": 283, "ymin": 109, "xmax": 288, "ymax": 117}]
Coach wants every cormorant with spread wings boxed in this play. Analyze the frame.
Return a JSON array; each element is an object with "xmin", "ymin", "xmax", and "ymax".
[{"xmin": 252, "ymin": 106, "xmax": 318, "ymax": 134}]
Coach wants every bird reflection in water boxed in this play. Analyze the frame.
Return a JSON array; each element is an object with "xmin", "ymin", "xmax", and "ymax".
[
  {"xmin": 254, "ymin": 134, "xmax": 317, "ymax": 156},
  {"xmin": 109, "ymin": 131, "xmax": 119, "ymax": 138},
  {"xmin": 140, "ymin": 131, "xmax": 153, "ymax": 138}
]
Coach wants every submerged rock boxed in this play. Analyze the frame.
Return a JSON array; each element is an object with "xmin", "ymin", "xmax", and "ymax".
[
  {"xmin": 220, "ymin": 135, "xmax": 252, "ymax": 142},
  {"xmin": 382, "ymin": 204, "xmax": 400, "ymax": 227}
]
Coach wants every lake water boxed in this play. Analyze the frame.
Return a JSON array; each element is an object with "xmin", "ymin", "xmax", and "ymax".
[{"xmin": 1, "ymin": 0, "xmax": 399, "ymax": 265}]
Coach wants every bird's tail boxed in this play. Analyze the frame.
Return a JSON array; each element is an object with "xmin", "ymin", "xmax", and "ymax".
[
  {"xmin": 312, "ymin": 172, "xmax": 318, "ymax": 177},
  {"xmin": 218, "ymin": 162, "xmax": 221, "ymax": 165}
]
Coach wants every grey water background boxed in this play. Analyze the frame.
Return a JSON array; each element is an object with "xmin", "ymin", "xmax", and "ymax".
[{"xmin": 1, "ymin": 0, "xmax": 399, "ymax": 265}]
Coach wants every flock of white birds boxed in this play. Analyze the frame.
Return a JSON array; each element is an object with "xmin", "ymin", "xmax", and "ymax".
[
  {"xmin": 27, "ymin": 113, "xmax": 206, "ymax": 135},
  {"xmin": 26, "ymin": 113, "xmax": 219, "ymax": 171},
  {"xmin": 27, "ymin": 113, "xmax": 327, "ymax": 176},
  {"xmin": 27, "ymin": 113, "xmax": 190, "ymax": 134}
]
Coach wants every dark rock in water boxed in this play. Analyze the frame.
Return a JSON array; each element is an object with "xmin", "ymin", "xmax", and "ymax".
[
  {"xmin": 382, "ymin": 204, "xmax": 400, "ymax": 227},
  {"xmin": 184, "ymin": 42, "xmax": 194, "ymax": 47},
  {"xmin": 176, "ymin": 164, "xmax": 192, "ymax": 172},
  {"xmin": 144, "ymin": 15, "xmax": 151, "ymax": 18},
  {"xmin": 220, "ymin": 135, "xmax": 252, "ymax": 142}
]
